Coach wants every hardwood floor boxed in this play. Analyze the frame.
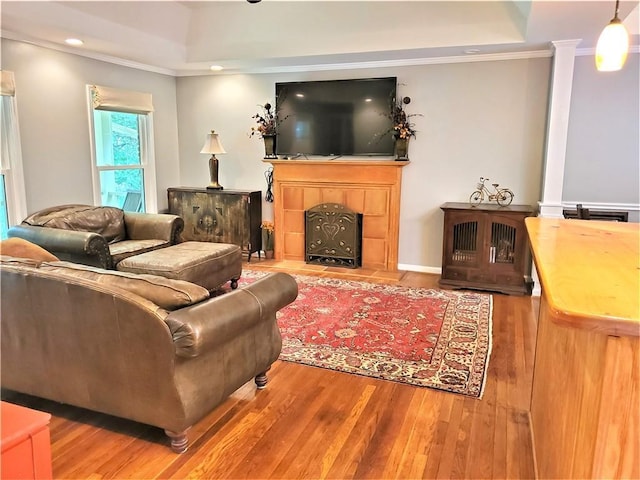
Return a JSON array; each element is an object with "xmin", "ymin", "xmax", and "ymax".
[{"xmin": 3, "ymin": 259, "xmax": 539, "ymax": 479}]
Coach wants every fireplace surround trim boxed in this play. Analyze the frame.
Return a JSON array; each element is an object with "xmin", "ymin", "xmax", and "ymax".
[{"xmin": 264, "ymin": 159, "xmax": 409, "ymax": 271}]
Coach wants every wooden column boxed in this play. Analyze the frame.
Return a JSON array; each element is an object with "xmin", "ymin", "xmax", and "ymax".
[
  {"xmin": 264, "ymin": 160, "xmax": 408, "ymax": 271},
  {"xmin": 538, "ymin": 39, "xmax": 580, "ymax": 218}
]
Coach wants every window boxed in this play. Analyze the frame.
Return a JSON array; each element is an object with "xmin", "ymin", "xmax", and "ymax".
[
  {"xmin": 88, "ymin": 85, "xmax": 157, "ymax": 213},
  {"xmin": 0, "ymin": 71, "xmax": 27, "ymax": 239},
  {"xmin": 0, "ymin": 175, "xmax": 9, "ymax": 238}
]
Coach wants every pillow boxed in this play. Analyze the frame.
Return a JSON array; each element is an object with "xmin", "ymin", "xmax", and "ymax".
[
  {"xmin": 23, "ymin": 205, "xmax": 126, "ymax": 243},
  {"xmin": 0, "ymin": 237, "xmax": 59, "ymax": 263},
  {"xmin": 38, "ymin": 261, "xmax": 210, "ymax": 311}
]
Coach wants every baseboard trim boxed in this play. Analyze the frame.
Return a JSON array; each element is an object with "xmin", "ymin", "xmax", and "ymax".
[{"xmin": 398, "ymin": 263, "xmax": 442, "ymax": 275}]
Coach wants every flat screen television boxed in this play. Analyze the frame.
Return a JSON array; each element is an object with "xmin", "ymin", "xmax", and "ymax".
[{"xmin": 275, "ymin": 77, "xmax": 397, "ymax": 157}]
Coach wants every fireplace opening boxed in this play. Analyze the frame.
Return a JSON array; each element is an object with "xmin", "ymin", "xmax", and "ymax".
[{"xmin": 305, "ymin": 203, "xmax": 362, "ymax": 268}]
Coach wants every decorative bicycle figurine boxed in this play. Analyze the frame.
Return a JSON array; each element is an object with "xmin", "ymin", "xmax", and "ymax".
[{"xmin": 469, "ymin": 177, "xmax": 514, "ymax": 206}]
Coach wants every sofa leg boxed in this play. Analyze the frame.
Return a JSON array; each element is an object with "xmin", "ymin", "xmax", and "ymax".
[
  {"xmin": 165, "ymin": 428, "xmax": 190, "ymax": 453},
  {"xmin": 255, "ymin": 370, "xmax": 269, "ymax": 389},
  {"xmin": 230, "ymin": 277, "xmax": 239, "ymax": 289}
]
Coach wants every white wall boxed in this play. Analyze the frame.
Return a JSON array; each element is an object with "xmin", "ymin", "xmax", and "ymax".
[
  {"xmin": 564, "ymin": 53, "xmax": 640, "ymax": 222},
  {"xmin": 176, "ymin": 59, "xmax": 551, "ymax": 270},
  {"xmin": 11, "ymin": 36, "xmax": 637, "ymax": 271},
  {"xmin": 0, "ymin": 39, "xmax": 179, "ymax": 212}
]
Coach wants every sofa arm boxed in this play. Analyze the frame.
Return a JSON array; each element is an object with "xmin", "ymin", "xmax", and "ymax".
[
  {"xmin": 123, "ymin": 212, "xmax": 184, "ymax": 244},
  {"xmin": 7, "ymin": 225, "xmax": 112, "ymax": 269},
  {"xmin": 164, "ymin": 272, "xmax": 298, "ymax": 358}
]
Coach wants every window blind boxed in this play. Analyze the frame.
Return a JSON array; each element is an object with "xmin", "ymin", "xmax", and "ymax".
[
  {"xmin": 1, "ymin": 71, "xmax": 17, "ymax": 171},
  {"xmin": 1, "ymin": 71, "xmax": 16, "ymax": 97},
  {"xmin": 90, "ymin": 84, "xmax": 154, "ymax": 114}
]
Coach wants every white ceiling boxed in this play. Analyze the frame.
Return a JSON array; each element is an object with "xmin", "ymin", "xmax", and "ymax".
[{"xmin": 1, "ymin": 0, "xmax": 638, "ymax": 76}]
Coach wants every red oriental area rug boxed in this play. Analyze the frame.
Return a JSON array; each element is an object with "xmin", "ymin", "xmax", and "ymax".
[{"xmin": 240, "ymin": 271, "xmax": 493, "ymax": 399}]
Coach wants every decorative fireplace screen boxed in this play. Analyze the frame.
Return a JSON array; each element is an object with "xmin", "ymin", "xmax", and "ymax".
[{"xmin": 305, "ymin": 203, "xmax": 362, "ymax": 268}]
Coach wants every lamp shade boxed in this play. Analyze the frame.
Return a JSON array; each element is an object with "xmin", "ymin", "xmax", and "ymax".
[
  {"xmin": 200, "ymin": 131, "xmax": 226, "ymax": 155},
  {"xmin": 595, "ymin": 0, "xmax": 629, "ymax": 72}
]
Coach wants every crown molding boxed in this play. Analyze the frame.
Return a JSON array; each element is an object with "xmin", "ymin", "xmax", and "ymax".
[
  {"xmin": 576, "ymin": 44, "xmax": 640, "ymax": 57},
  {"xmin": 178, "ymin": 50, "xmax": 554, "ymax": 77},
  {"xmin": 7, "ymin": 29, "xmax": 637, "ymax": 77},
  {"xmin": 1, "ymin": 31, "xmax": 177, "ymax": 77}
]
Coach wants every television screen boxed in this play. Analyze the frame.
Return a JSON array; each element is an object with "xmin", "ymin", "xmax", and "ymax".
[{"xmin": 275, "ymin": 77, "xmax": 396, "ymax": 157}]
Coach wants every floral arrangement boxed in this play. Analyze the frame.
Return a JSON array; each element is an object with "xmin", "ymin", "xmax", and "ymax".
[
  {"xmin": 371, "ymin": 87, "xmax": 422, "ymax": 145},
  {"xmin": 249, "ymin": 102, "xmax": 286, "ymax": 139},
  {"xmin": 261, "ymin": 220, "xmax": 275, "ymax": 251},
  {"xmin": 390, "ymin": 95, "xmax": 420, "ymax": 140}
]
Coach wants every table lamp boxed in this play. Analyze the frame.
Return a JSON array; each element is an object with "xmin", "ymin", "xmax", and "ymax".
[{"xmin": 200, "ymin": 130, "xmax": 226, "ymax": 190}]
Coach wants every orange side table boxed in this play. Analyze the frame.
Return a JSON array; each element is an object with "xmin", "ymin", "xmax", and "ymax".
[{"xmin": 1, "ymin": 401, "xmax": 53, "ymax": 480}]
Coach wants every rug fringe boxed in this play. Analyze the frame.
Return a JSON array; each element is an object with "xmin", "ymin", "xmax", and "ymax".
[{"xmin": 478, "ymin": 294, "xmax": 494, "ymax": 400}]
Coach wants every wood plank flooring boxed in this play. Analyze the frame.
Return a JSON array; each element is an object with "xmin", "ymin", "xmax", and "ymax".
[{"xmin": 2, "ymin": 259, "xmax": 539, "ymax": 479}]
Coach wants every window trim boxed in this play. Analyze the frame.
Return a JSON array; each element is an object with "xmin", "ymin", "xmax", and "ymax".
[
  {"xmin": 1, "ymin": 85, "xmax": 28, "ymax": 229},
  {"xmin": 86, "ymin": 86, "xmax": 158, "ymax": 213}
]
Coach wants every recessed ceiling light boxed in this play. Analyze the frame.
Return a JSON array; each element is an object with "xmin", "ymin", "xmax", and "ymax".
[
  {"xmin": 365, "ymin": 98, "xmax": 372, "ymax": 102},
  {"xmin": 296, "ymin": 93, "xmax": 305, "ymax": 98},
  {"xmin": 464, "ymin": 48, "xmax": 481, "ymax": 54},
  {"xmin": 65, "ymin": 38, "xmax": 84, "ymax": 46},
  {"xmin": 209, "ymin": 65, "xmax": 224, "ymax": 71}
]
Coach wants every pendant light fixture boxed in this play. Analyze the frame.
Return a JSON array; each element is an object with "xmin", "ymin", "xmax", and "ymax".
[{"xmin": 595, "ymin": 0, "xmax": 630, "ymax": 71}]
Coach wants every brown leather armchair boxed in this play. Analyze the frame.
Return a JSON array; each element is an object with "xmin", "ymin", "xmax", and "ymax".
[{"xmin": 7, "ymin": 204, "xmax": 184, "ymax": 269}]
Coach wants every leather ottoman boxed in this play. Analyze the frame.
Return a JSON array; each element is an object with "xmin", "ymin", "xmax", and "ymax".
[{"xmin": 116, "ymin": 241, "xmax": 242, "ymax": 291}]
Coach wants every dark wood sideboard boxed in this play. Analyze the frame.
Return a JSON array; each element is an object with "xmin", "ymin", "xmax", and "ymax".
[
  {"xmin": 439, "ymin": 202, "xmax": 535, "ymax": 295},
  {"xmin": 168, "ymin": 187, "xmax": 262, "ymax": 261}
]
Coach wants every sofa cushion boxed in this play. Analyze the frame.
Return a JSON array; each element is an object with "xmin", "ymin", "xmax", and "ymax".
[
  {"xmin": 109, "ymin": 239, "xmax": 170, "ymax": 265},
  {"xmin": 37, "ymin": 261, "xmax": 210, "ymax": 310},
  {"xmin": 0, "ymin": 238, "xmax": 59, "ymax": 263},
  {"xmin": 23, "ymin": 204, "xmax": 126, "ymax": 244}
]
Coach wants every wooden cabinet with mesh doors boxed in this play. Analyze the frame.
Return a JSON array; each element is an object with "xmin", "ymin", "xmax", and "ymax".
[
  {"xmin": 439, "ymin": 202, "xmax": 535, "ymax": 295},
  {"xmin": 168, "ymin": 188, "xmax": 262, "ymax": 261}
]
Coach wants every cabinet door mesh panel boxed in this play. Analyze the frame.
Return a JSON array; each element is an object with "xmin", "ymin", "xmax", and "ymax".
[
  {"xmin": 452, "ymin": 221, "xmax": 478, "ymax": 262},
  {"xmin": 491, "ymin": 222, "xmax": 516, "ymax": 264}
]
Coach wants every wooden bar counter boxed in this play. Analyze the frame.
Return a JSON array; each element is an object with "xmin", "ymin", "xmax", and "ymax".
[{"xmin": 525, "ymin": 217, "xmax": 639, "ymax": 479}]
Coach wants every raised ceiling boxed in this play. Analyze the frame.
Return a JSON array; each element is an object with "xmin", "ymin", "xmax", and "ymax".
[{"xmin": 1, "ymin": 0, "xmax": 638, "ymax": 76}]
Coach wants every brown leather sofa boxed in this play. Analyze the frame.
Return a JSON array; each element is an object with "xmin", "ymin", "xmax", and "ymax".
[
  {"xmin": 0, "ymin": 254, "xmax": 298, "ymax": 453},
  {"xmin": 7, "ymin": 204, "xmax": 184, "ymax": 269}
]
